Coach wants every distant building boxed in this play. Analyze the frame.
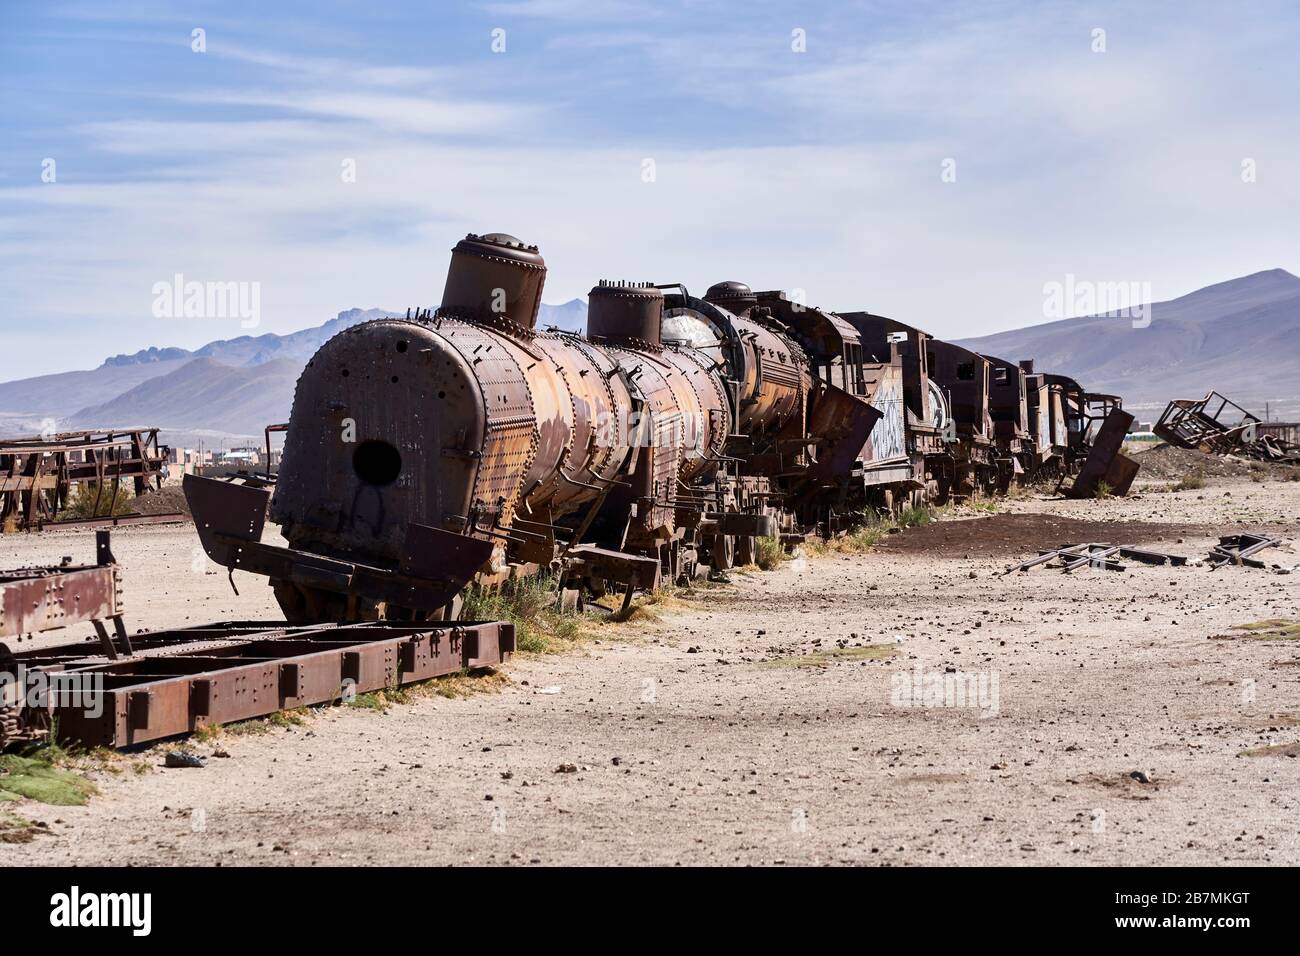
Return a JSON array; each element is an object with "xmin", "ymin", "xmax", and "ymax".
[{"xmin": 217, "ymin": 449, "xmax": 259, "ymax": 465}]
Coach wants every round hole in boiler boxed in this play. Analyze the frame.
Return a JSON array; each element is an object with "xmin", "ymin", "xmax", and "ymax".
[
  {"xmin": 396, "ymin": 340, "xmax": 408, "ymax": 353},
  {"xmin": 352, "ymin": 440, "xmax": 402, "ymax": 486}
]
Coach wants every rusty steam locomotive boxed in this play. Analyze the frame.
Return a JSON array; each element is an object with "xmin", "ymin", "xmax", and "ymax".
[{"xmin": 186, "ymin": 231, "xmax": 1133, "ymax": 622}]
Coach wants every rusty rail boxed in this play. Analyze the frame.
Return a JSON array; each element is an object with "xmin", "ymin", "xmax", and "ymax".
[{"xmin": 0, "ymin": 619, "xmax": 514, "ymax": 748}]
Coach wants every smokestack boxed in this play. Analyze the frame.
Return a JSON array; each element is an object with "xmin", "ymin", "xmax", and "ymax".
[
  {"xmin": 586, "ymin": 281, "xmax": 664, "ymax": 347},
  {"xmin": 440, "ymin": 232, "xmax": 546, "ymax": 330}
]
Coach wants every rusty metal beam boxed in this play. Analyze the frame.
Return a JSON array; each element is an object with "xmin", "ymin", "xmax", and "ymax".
[
  {"xmin": 1, "ymin": 620, "xmax": 514, "ymax": 748},
  {"xmin": 0, "ymin": 530, "xmax": 125, "ymax": 642}
]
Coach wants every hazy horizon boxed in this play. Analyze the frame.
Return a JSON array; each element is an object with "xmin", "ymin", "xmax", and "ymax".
[{"xmin": 8, "ymin": 265, "xmax": 1295, "ymax": 380}]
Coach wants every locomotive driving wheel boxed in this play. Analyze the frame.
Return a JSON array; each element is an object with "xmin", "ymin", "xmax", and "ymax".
[{"xmin": 734, "ymin": 534, "xmax": 755, "ymax": 566}]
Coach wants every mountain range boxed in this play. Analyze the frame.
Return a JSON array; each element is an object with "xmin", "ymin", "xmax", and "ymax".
[
  {"xmin": 0, "ymin": 301, "xmax": 588, "ymax": 446},
  {"xmin": 953, "ymin": 269, "xmax": 1300, "ymax": 418},
  {"xmin": 0, "ymin": 272, "xmax": 1295, "ymax": 447}
]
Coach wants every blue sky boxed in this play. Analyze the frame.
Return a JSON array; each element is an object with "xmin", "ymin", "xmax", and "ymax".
[{"xmin": 2, "ymin": 0, "xmax": 1299, "ymax": 377}]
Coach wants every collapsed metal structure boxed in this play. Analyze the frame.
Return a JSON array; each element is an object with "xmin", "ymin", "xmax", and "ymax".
[
  {"xmin": 1154, "ymin": 391, "xmax": 1300, "ymax": 464},
  {"xmin": 183, "ymin": 231, "xmax": 1136, "ymax": 624},
  {"xmin": 0, "ymin": 428, "xmax": 170, "ymax": 529},
  {"xmin": 1005, "ymin": 533, "xmax": 1288, "ymax": 574}
]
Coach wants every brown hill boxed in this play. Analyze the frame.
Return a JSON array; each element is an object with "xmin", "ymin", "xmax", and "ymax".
[
  {"xmin": 954, "ymin": 269, "xmax": 1300, "ymax": 418},
  {"xmin": 67, "ymin": 357, "xmax": 300, "ymax": 445}
]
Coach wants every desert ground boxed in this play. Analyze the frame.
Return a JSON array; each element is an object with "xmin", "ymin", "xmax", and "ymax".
[{"xmin": 1, "ymin": 456, "xmax": 1298, "ymax": 866}]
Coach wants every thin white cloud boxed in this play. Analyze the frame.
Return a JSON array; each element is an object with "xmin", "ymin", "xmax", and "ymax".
[
  {"xmin": 210, "ymin": 42, "xmax": 451, "ymax": 88},
  {"xmin": 479, "ymin": 0, "xmax": 658, "ymax": 20},
  {"xmin": 4, "ymin": 0, "xmax": 1300, "ymax": 380}
]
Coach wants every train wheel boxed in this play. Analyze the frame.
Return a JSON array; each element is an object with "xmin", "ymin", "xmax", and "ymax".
[
  {"xmin": 735, "ymin": 534, "xmax": 755, "ymax": 566},
  {"xmin": 710, "ymin": 533, "xmax": 735, "ymax": 570}
]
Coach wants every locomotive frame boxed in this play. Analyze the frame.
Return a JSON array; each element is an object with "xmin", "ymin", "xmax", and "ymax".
[{"xmin": 185, "ymin": 231, "xmax": 1127, "ymax": 623}]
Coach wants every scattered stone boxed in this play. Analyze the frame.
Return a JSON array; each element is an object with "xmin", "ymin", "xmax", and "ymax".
[{"xmin": 165, "ymin": 751, "xmax": 206, "ymax": 769}]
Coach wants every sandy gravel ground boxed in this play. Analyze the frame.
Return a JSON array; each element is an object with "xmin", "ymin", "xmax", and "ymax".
[{"xmin": 1, "ymin": 472, "xmax": 1297, "ymax": 866}]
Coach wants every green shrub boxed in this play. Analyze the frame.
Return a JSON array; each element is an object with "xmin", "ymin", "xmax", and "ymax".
[
  {"xmin": 59, "ymin": 481, "xmax": 133, "ymax": 519},
  {"xmin": 461, "ymin": 575, "xmax": 582, "ymax": 653}
]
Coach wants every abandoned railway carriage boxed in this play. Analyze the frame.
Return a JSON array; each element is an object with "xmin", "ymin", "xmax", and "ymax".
[{"xmin": 184, "ymin": 230, "xmax": 1123, "ymax": 623}]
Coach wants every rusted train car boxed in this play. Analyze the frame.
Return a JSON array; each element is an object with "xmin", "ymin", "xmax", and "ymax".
[{"xmin": 185, "ymin": 231, "xmax": 1124, "ymax": 622}]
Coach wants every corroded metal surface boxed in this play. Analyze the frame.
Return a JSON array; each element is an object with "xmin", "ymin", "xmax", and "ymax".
[
  {"xmin": 1062, "ymin": 408, "xmax": 1138, "ymax": 499},
  {"xmin": 0, "ymin": 531, "xmax": 124, "ymax": 648},
  {"xmin": 184, "ymin": 230, "xmax": 1132, "ymax": 621},
  {"xmin": 1, "ymin": 620, "xmax": 514, "ymax": 748},
  {"xmin": 0, "ymin": 428, "xmax": 169, "ymax": 530}
]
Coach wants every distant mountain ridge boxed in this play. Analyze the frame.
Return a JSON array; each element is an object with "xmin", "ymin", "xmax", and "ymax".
[
  {"xmin": 954, "ymin": 269, "xmax": 1300, "ymax": 414},
  {"xmin": 6, "ymin": 273, "xmax": 1291, "ymax": 447},
  {"xmin": 100, "ymin": 307, "xmax": 398, "ymax": 369},
  {"xmin": 0, "ymin": 300, "xmax": 589, "ymax": 444},
  {"xmin": 101, "ymin": 346, "xmax": 192, "ymax": 367},
  {"xmin": 68, "ymin": 357, "xmax": 302, "ymax": 440}
]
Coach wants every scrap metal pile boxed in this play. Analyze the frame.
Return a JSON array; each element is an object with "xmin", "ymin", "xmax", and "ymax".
[
  {"xmin": 1003, "ymin": 543, "xmax": 1190, "ymax": 574},
  {"xmin": 182, "ymin": 231, "xmax": 1138, "ymax": 625},
  {"xmin": 0, "ymin": 428, "xmax": 174, "ymax": 530},
  {"xmin": 1154, "ymin": 391, "xmax": 1300, "ymax": 465},
  {"xmin": 1005, "ymin": 533, "xmax": 1290, "ymax": 574}
]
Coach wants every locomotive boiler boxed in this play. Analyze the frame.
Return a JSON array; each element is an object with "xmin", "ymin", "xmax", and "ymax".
[
  {"xmin": 184, "ymin": 230, "xmax": 1129, "ymax": 623},
  {"xmin": 188, "ymin": 233, "xmax": 819, "ymax": 620}
]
